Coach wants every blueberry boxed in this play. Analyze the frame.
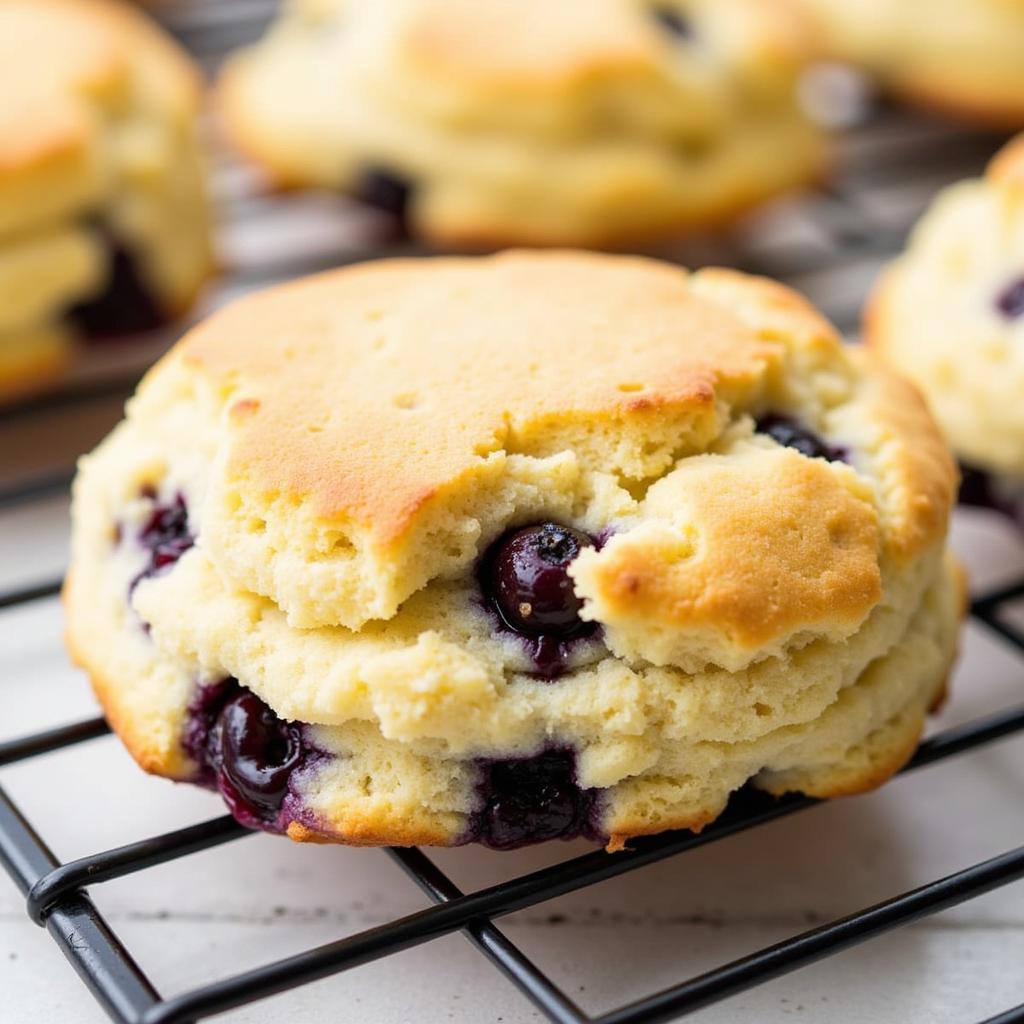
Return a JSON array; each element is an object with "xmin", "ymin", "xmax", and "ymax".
[
  {"xmin": 482, "ymin": 523, "xmax": 595, "ymax": 639},
  {"xmin": 650, "ymin": 4, "xmax": 692, "ymax": 38},
  {"xmin": 757, "ymin": 414, "xmax": 845, "ymax": 463},
  {"xmin": 959, "ymin": 463, "xmax": 1024, "ymax": 529},
  {"xmin": 476, "ymin": 751, "xmax": 593, "ymax": 850},
  {"xmin": 210, "ymin": 691, "xmax": 302, "ymax": 822},
  {"xmin": 67, "ymin": 235, "xmax": 165, "ymax": 339},
  {"xmin": 356, "ymin": 167, "xmax": 413, "ymax": 226},
  {"xmin": 996, "ymin": 277, "xmax": 1024, "ymax": 319},
  {"xmin": 130, "ymin": 494, "xmax": 194, "ymax": 591}
]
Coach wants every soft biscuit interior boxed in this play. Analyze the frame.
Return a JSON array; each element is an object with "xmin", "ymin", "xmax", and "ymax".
[{"xmin": 67, "ymin": 251, "xmax": 959, "ymax": 845}]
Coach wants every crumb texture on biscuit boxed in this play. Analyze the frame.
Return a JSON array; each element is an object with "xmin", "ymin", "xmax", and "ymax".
[
  {"xmin": 218, "ymin": 0, "xmax": 825, "ymax": 245},
  {"xmin": 67, "ymin": 251, "xmax": 960, "ymax": 848}
]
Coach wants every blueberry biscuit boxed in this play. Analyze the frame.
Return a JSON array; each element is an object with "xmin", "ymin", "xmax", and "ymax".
[
  {"xmin": 0, "ymin": 0, "xmax": 214, "ymax": 402},
  {"xmin": 217, "ymin": 0, "xmax": 827, "ymax": 248},
  {"xmin": 794, "ymin": 0, "xmax": 1024, "ymax": 128},
  {"xmin": 868, "ymin": 136, "xmax": 1024, "ymax": 525},
  {"xmin": 67, "ymin": 250, "xmax": 960, "ymax": 849}
]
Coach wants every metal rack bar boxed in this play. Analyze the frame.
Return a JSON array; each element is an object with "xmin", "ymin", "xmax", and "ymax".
[
  {"xmin": 979, "ymin": 1005, "xmax": 1024, "ymax": 1024},
  {"xmin": 0, "ymin": 785, "xmax": 162, "ymax": 1023},
  {"xmin": 0, "ymin": 717, "xmax": 109, "ymax": 768},
  {"xmin": 388, "ymin": 846, "xmax": 590, "ymax": 1024},
  {"xmin": 595, "ymin": 847, "xmax": 1024, "ymax": 1024},
  {"xmin": 0, "ymin": 579, "xmax": 63, "ymax": 610},
  {"xmin": 27, "ymin": 816, "xmax": 248, "ymax": 925}
]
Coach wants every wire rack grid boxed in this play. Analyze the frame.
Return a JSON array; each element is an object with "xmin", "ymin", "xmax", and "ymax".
[{"xmin": 3, "ymin": 3, "xmax": 1024, "ymax": 1022}]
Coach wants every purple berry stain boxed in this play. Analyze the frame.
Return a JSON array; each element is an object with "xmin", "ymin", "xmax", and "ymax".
[
  {"xmin": 996, "ymin": 277, "xmax": 1024, "ymax": 319},
  {"xmin": 356, "ymin": 167, "xmax": 412, "ymax": 235},
  {"xmin": 757, "ymin": 414, "xmax": 846, "ymax": 463},
  {"xmin": 68, "ymin": 235, "xmax": 166, "ymax": 340},
  {"xmin": 480, "ymin": 523, "xmax": 597, "ymax": 678},
  {"xmin": 473, "ymin": 751, "xmax": 597, "ymax": 850},
  {"xmin": 130, "ymin": 493, "xmax": 194, "ymax": 592}
]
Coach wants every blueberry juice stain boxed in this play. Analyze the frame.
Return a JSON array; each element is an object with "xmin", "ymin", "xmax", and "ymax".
[{"xmin": 478, "ymin": 522, "xmax": 599, "ymax": 679}]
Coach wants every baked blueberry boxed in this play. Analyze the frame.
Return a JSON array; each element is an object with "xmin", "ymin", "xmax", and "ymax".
[
  {"xmin": 958, "ymin": 463, "xmax": 1024, "ymax": 528},
  {"xmin": 67, "ymin": 236, "xmax": 166, "ymax": 339},
  {"xmin": 475, "ymin": 751, "xmax": 593, "ymax": 850},
  {"xmin": 209, "ymin": 690, "xmax": 302, "ymax": 822},
  {"xmin": 483, "ymin": 523, "xmax": 595, "ymax": 638},
  {"xmin": 996, "ymin": 276, "xmax": 1024, "ymax": 319},
  {"xmin": 132, "ymin": 494, "xmax": 193, "ymax": 588},
  {"xmin": 650, "ymin": 5, "xmax": 692, "ymax": 39},
  {"xmin": 757, "ymin": 414, "xmax": 844, "ymax": 462},
  {"xmin": 356, "ymin": 167, "xmax": 413, "ymax": 228}
]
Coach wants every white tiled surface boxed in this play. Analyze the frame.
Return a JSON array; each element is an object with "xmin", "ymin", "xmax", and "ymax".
[{"xmin": 2, "ymin": 456, "xmax": 1024, "ymax": 1023}]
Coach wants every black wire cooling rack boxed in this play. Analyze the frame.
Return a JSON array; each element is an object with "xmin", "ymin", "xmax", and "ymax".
[
  {"xmin": 2, "ymin": 578, "xmax": 1024, "ymax": 1024},
  {"xmin": 3, "ymin": 3, "xmax": 1024, "ymax": 1022}
]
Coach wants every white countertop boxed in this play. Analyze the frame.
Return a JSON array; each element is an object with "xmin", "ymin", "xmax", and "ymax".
[{"xmin": 2, "ymin": 409, "xmax": 1024, "ymax": 1024}]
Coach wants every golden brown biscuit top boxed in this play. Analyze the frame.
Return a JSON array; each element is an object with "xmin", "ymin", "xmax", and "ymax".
[
  {"xmin": 133, "ymin": 250, "xmax": 955, "ymax": 644},
  {"xmin": 179, "ymin": 251, "xmax": 780, "ymax": 541},
  {"xmin": 0, "ymin": 0, "xmax": 199, "ymax": 179}
]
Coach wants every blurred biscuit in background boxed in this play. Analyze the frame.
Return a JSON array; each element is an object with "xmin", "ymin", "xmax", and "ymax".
[
  {"xmin": 868, "ymin": 134, "xmax": 1024, "ymax": 525},
  {"xmin": 218, "ymin": 0, "xmax": 828, "ymax": 249},
  {"xmin": 0, "ymin": 0, "xmax": 214, "ymax": 403}
]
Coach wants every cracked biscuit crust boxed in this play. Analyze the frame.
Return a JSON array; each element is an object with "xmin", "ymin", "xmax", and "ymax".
[
  {"xmin": 218, "ymin": 0, "xmax": 826, "ymax": 247},
  {"xmin": 67, "ymin": 251, "xmax": 960, "ymax": 848}
]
